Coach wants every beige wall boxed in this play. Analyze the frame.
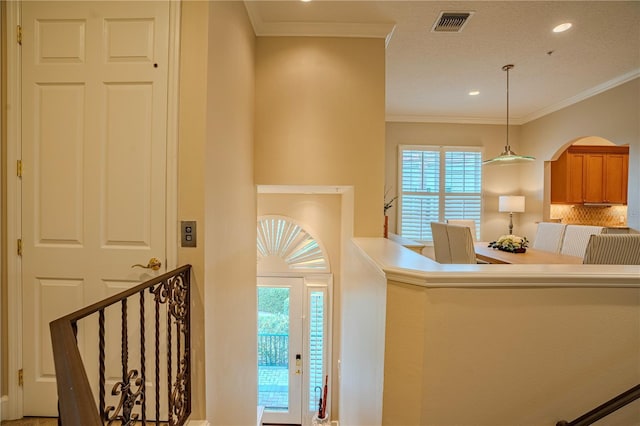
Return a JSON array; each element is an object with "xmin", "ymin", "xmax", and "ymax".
[
  {"xmin": 257, "ymin": 193, "xmax": 342, "ymax": 418},
  {"xmin": 340, "ymin": 240, "xmax": 387, "ymax": 426},
  {"xmin": 177, "ymin": 0, "xmax": 208, "ymax": 419},
  {"xmin": 255, "ymin": 37, "xmax": 386, "ymax": 237},
  {"xmin": 385, "ymin": 122, "xmax": 524, "ymax": 241},
  {"xmin": 520, "ymin": 78, "xmax": 640, "ymax": 237},
  {"xmin": 204, "ymin": 2, "xmax": 257, "ymax": 424},
  {"xmin": 383, "ymin": 281, "xmax": 640, "ymax": 426}
]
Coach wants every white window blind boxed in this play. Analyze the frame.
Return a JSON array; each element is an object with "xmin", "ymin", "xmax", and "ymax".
[
  {"xmin": 399, "ymin": 146, "xmax": 482, "ymax": 241},
  {"xmin": 308, "ymin": 290, "xmax": 325, "ymax": 411}
]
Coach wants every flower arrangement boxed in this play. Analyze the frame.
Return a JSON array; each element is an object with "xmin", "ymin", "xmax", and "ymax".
[{"xmin": 488, "ymin": 234, "xmax": 529, "ymax": 253}]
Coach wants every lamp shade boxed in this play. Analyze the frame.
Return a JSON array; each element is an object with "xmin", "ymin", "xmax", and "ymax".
[{"xmin": 499, "ymin": 195, "xmax": 525, "ymax": 213}]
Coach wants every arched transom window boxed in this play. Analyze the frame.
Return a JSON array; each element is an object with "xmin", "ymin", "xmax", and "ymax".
[{"xmin": 257, "ymin": 215, "xmax": 330, "ymax": 273}]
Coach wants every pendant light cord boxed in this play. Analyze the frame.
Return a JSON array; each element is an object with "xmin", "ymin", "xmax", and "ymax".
[
  {"xmin": 483, "ymin": 63, "xmax": 535, "ymax": 164},
  {"xmin": 503, "ymin": 64, "xmax": 514, "ymax": 152}
]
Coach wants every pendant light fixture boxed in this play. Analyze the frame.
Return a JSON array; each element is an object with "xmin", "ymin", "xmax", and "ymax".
[{"xmin": 483, "ymin": 64, "xmax": 535, "ymax": 165}]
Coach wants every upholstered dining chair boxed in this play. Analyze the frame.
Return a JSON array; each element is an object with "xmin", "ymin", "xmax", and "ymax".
[
  {"xmin": 560, "ymin": 225, "xmax": 605, "ymax": 258},
  {"xmin": 583, "ymin": 234, "xmax": 640, "ymax": 264},
  {"xmin": 532, "ymin": 222, "xmax": 567, "ymax": 253},
  {"xmin": 430, "ymin": 222, "xmax": 452, "ymax": 263},
  {"xmin": 445, "ymin": 224, "xmax": 478, "ymax": 264},
  {"xmin": 447, "ymin": 219, "xmax": 478, "ymax": 241}
]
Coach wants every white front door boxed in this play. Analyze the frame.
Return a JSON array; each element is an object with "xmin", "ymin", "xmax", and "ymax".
[
  {"xmin": 258, "ymin": 277, "xmax": 304, "ymax": 425},
  {"xmin": 20, "ymin": 1, "xmax": 170, "ymax": 416}
]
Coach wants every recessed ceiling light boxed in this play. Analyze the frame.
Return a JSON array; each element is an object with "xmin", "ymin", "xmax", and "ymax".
[
  {"xmin": 469, "ymin": 90, "xmax": 480, "ymax": 96},
  {"xmin": 301, "ymin": 0, "xmax": 312, "ymax": 2},
  {"xmin": 553, "ymin": 22, "xmax": 572, "ymax": 33}
]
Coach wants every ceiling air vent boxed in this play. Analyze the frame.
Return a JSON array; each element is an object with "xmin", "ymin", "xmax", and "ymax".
[{"xmin": 432, "ymin": 11, "xmax": 474, "ymax": 33}]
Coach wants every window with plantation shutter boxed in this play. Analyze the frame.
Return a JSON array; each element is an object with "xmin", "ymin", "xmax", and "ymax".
[{"xmin": 399, "ymin": 145, "xmax": 482, "ymax": 242}]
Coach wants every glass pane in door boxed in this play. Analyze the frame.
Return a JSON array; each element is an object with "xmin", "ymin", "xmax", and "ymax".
[{"xmin": 258, "ymin": 287, "xmax": 290, "ymax": 411}]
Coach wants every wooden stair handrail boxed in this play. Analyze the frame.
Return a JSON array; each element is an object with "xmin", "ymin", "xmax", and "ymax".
[
  {"xmin": 50, "ymin": 265, "xmax": 192, "ymax": 426},
  {"xmin": 556, "ymin": 383, "xmax": 640, "ymax": 426},
  {"xmin": 50, "ymin": 318, "xmax": 103, "ymax": 425}
]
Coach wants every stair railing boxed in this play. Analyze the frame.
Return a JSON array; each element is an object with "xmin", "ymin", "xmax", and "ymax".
[
  {"xmin": 556, "ymin": 383, "xmax": 640, "ymax": 426},
  {"xmin": 50, "ymin": 265, "xmax": 192, "ymax": 426}
]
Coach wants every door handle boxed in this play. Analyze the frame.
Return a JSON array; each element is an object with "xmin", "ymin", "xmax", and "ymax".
[{"xmin": 131, "ymin": 257, "xmax": 162, "ymax": 271}]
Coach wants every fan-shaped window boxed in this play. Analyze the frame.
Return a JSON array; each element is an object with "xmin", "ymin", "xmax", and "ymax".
[{"xmin": 257, "ymin": 216, "xmax": 330, "ymax": 273}]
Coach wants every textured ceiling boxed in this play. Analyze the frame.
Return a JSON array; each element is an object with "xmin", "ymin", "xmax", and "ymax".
[{"xmin": 245, "ymin": 1, "xmax": 640, "ymax": 124}]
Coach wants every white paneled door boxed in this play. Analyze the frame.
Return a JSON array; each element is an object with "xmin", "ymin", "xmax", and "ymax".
[{"xmin": 21, "ymin": 1, "xmax": 170, "ymax": 416}]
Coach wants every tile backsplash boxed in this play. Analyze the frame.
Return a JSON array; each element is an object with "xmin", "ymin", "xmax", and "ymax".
[{"xmin": 550, "ymin": 204, "xmax": 627, "ymax": 227}]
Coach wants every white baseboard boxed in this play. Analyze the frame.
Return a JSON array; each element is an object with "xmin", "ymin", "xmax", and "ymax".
[
  {"xmin": 1, "ymin": 394, "xmax": 22, "ymax": 422},
  {"xmin": 187, "ymin": 420, "xmax": 210, "ymax": 426},
  {"xmin": 1, "ymin": 395, "xmax": 9, "ymax": 421}
]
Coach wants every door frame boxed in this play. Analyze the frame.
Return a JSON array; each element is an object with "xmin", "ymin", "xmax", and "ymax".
[
  {"xmin": 258, "ymin": 276, "xmax": 304, "ymax": 425},
  {"xmin": 257, "ymin": 273, "xmax": 333, "ymax": 426},
  {"xmin": 3, "ymin": 1, "xmax": 182, "ymax": 419}
]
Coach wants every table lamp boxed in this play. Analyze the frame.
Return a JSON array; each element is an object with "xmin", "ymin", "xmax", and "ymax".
[{"xmin": 499, "ymin": 195, "xmax": 525, "ymax": 234}]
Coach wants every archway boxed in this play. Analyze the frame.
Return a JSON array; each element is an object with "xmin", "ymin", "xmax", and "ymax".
[{"xmin": 545, "ymin": 137, "xmax": 629, "ymax": 227}]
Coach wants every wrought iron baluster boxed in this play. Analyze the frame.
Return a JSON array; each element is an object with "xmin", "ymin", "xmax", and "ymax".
[
  {"xmin": 103, "ymin": 296, "xmax": 143, "ymax": 425},
  {"xmin": 122, "ymin": 299, "xmax": 128, "ymax": 381},
  {"xmin": 167, "ymin": 280, "xmax": 173, "ymax": 425},
  {"xmin": 166, "ymin": 271, "xmax": 191, "ymax": 424},
  {"xmin": 175, "ymin": 307, "xmax": 182, "ymax": 425},
  {"xmin": 184, "ymin": 271, "xmax": 192, "ymax": 419},
  {"xmin": 175, "ymin": 296, "xmax": 181, "ymax": 424},
  {"xmin": 151, "ymin": 282, "xmax": 165, "ymax": 426},
  {"xmin": 99, "ymin": 309, "xmax": 105, "ymax": 421},
  {"xmin": 140, "ymin": 290, "xmax": 146, "ymax": 423}
]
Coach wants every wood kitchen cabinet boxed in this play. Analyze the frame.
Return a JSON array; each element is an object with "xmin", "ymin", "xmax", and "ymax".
[
  {"xmin": 551, "ymin": 145, "xmax": 629, "ymax": 204},
  {"xmin": 603, "ymin": 152, "xmax": 629, "ymax": 203}
]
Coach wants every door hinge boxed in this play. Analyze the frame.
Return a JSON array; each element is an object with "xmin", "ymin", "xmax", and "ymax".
[
  {"xmin": 17, "ymin": 160, "xmax": 23, "ymax": 177},
  {"xmin": 17, "ymin": 25, "xmax": 22, "ymax": 45},
  {"xmin": 18, "ymin": 369, "xmax": 24, "ymax": 386},
  {"xmin": 17, "ymin": 239, "xmax": 22, "ymax": 256}
]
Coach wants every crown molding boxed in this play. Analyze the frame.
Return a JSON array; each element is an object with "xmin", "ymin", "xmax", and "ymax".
[
  {"xmin": 385, "ymin": 114, "xmax": 512, "ymax": 126},
  {"xmin": 257, "ymin": 185, "xmax": 351, "ymax": 194},
  {"xmin": 254, "ymin": 21, "xmax": 397, "ymax": 40},
  {"xmin": 244, "ymin": 2, "xmax": 395, "ymax": 42},
  {"xmin": 521, "ymin": 68, "xmax": 640, "ymax": 124}
]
